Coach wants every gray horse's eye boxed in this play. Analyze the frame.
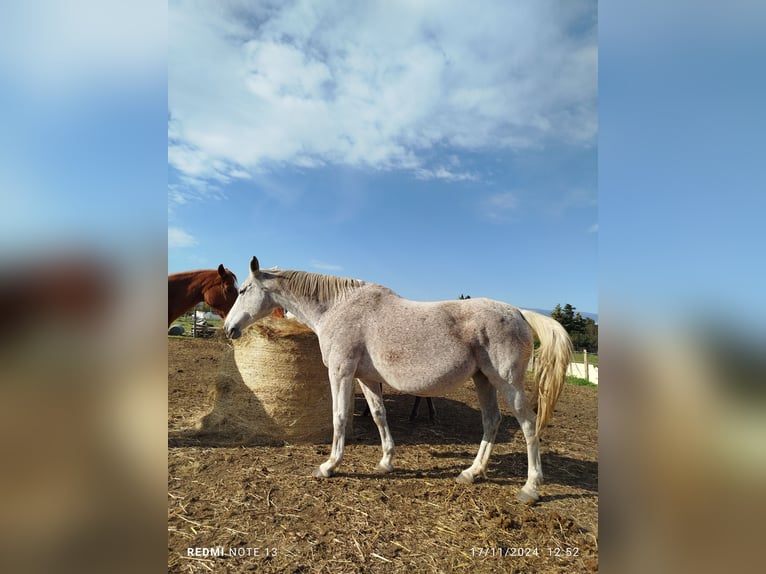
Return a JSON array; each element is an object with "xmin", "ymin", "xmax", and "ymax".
[{"xmin": 239, "ymin": 287, "xmax": 246, "ymax": 295}]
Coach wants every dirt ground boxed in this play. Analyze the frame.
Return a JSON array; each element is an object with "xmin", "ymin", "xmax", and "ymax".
[{"xmin": 168, "ymin": 335, "xmax": 598, "ymax": 573}]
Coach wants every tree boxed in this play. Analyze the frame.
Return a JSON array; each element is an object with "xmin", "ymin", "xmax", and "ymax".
[
  {"xmin": 458, "ymin": 294, "xmax": 471, "ymax": 300},
  {"xmin": 550, "ymin": 303, "xmax": 598, "ymax": 353}
]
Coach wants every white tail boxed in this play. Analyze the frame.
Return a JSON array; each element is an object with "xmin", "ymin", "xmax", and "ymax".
[{"xmin": 520, "ymin": 309, "xmax": 573, "ymax": 438}]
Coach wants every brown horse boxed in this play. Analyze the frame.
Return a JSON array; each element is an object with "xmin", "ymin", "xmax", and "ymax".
[
  {"xmin": 0, "ymin": 253, "xmax": 115, "ymax": 339},
  {"xmin": 168, "ymin": 265, "xmax": 238, "ymax": 325}
]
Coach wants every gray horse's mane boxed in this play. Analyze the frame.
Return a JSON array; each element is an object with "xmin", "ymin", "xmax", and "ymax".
[{"xmin": 273, "ymin": 270, "xmax": 366, "ymax": 304}]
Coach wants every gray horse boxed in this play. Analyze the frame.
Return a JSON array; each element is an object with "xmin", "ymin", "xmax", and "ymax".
[{"xmin": 224, "ymin": 257, "xmax": 572, "ymax": 504}]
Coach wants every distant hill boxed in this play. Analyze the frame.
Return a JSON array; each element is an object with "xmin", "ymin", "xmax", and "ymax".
[
  {"xmin": 530, "ymin": 308, "xmax": 598, "ymax": 324},
  {"xmin": 580, "ymin": 311, "xmax": 598, "ymax": 323}
]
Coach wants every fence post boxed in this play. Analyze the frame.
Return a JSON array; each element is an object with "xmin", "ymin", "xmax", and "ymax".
[{"xmin": 583, "ymin": 349, "xmax": 589, "ymax": 382}]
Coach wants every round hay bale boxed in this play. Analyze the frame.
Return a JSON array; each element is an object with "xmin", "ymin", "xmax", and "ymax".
[{"xmin": 197, "ymin": 317, "xmax": 352, "ymax": 445}]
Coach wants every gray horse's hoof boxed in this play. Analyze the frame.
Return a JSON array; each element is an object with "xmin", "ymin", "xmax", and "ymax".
[
  {"xmin": 312, "ymin": 467, "xmax": 333, "ymax": 478},
  {"xmin": 455, "ymin": 470, "xmax": 474, "ymax": 484},
  {"xmin": 374, "ymin": 463, "xmax": 393, "ymax": 474},
  {"xmin": 516, "ymin": 489, "xmax": 539, "ymax": 505}
]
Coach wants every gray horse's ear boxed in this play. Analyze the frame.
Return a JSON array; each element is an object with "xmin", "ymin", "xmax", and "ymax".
[
  {"xmin": 217, "ymin": 264, "xmax": 225, "ymax": 276},
  {"xmin": 250, "ymin": 256, "xmax": 260, "ymax": 274}
]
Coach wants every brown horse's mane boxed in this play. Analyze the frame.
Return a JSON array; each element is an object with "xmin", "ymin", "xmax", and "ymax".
[
  {"xmin": 271, "ymin": 270, "xmax": 365, "ymax": 305},
  {"xmin": 169, "ymin": 268, "xmax": 237, "ymax": 289}
]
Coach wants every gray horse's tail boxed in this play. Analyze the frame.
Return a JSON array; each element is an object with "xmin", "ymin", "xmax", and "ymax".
[{"xmin": 520, "ymin": 309, "xmax": 574, "ymax": 438}]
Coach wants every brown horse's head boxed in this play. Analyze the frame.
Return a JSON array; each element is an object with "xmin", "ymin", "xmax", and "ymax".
[
  {"xmin": 197, "ymin": 264, "xmax": 239, "ymax": 319},
  {"xmin": 214, "ymin": 264, "xmax": 238, "ymax": 314}
]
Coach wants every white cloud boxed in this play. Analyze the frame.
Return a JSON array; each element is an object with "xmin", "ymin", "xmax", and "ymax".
[
  {"xmin": 481, "ymin": 192, "xmax": 520, "ymax": 222},
  {"xmin": 485, "ymin": 192, "xmax": 519, "ymax": 211},
  {"xmin": 3, "ymin": 0, "xmax": 165, "ymax": 97},
  {"xmin": 168, "ymin": 226, "xmax": 197, "ymax": 248},
  {"xmin": 414, "ymin": 166, "xmax": 478, "ymax": 182},
  {"xmin": 169, "ymin": 0, "xmax": 597, "ymax": 197}
]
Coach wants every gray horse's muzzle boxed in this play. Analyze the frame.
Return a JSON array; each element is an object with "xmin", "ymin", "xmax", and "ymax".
[{"xmin": 225, "ymin": 325, "xmax": 241, "ymax": 339}]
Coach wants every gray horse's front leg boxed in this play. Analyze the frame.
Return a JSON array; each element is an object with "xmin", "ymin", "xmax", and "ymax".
[
  {"xmin": 313, "ymin": 373, "xmax": 355, "ymax": 478},
  {"xmin": 358, "ymin": 379, "xmax": 395, "ymax": 473}
]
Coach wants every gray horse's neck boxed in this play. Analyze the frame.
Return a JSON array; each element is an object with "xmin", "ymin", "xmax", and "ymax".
[
  {"xmin": 274, "ymin": 291, "xmax": 327, "ymax": 331},
  {"xmin": 264, "ymin": 269, "xmax": 365, "ymax": 332}
]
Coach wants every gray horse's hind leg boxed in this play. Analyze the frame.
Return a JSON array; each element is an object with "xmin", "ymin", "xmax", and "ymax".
[
  {"xmin": 456, "ymin": 373, "xmax": 501, "ymax": 484},
  {"xmin": 495, "ymin": 362, "xmax": 543, "ymax": 504},
  {"xmin": 313, "ymin": 373, "xmax": 355, "ymax": 478},
  {"xmin": 358, "ymin": 379, "xmax": 395, "ymax": 473}
]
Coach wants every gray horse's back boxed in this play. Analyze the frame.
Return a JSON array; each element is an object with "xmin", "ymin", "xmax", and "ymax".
[{"xmin": 322, "ymin": 288, "xmax": 533, "ymax": 395}]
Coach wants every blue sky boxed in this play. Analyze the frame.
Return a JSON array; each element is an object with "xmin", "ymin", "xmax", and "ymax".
[
  {"xmin": 599, "ymin": 0, "xmax": 766, "ymax": 334},
  {"xmin": 1, "ymin": 1, "xmax": 167, "ymax": 256},
  {"xmin": 168, "ymin": 0, "xmax": 598, "ymax": 315}
]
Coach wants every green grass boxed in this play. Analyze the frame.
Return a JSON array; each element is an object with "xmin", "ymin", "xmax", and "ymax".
[
  {"xmin": 566, "ymin": 375, "xmax": 597, "ymax": 387},
  {"xmin": 572, "ymin": 352, "xmax": 598, "ymax": 367}
]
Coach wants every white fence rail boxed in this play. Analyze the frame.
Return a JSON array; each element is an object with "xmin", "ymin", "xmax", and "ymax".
[
  {"xmin": 566, "ymin": 361, "xmax": 598, "ymax": 385},
  {"xmin": 528, "ymin": 354, "xmax": 599, "ymax": 385}
]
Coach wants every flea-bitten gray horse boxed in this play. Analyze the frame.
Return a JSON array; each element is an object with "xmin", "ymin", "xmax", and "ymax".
[{"xmin": 224, "ymin": 257, "xmax": 572, "ymax": 504}]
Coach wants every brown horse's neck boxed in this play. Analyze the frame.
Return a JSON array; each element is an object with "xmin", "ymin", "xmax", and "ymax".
[
  {"xmin": 174, "ymin": 270, "xmax": 219, "ymax": 297},
  {"xmin": 198, "ymin": 270, "xmax": 223, "ymax": 294},
  {"xmin": 168, "ymin": 270, "xmax": 225, "ymax": 324}
]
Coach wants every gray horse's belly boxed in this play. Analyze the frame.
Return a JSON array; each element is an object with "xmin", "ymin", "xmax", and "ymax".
[{"xmin": 359, "ymin": 345, "xmax": 477, "ymax": 396}]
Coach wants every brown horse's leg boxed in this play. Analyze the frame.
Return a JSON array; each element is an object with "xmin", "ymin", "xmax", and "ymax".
[
  {"xmin": 409, "ymin": 396, "xmax": 422, "ymax": 421},
  {"xmin": 409, "ymin": 396, "xmax": 437, "ymax": 423},
  {"xmin": 426, "ymin": 397, "xmax": 437, "ymax": 423}
]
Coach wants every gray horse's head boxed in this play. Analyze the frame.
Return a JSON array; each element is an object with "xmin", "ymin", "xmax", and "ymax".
[{"xmin": 223, "ymin": 256, "xmax": 277, "ymax": 339}]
